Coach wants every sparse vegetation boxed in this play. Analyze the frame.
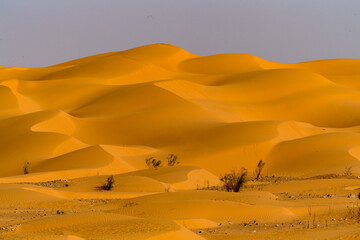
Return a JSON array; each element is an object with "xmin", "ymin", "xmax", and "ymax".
[
  {"xmin": 343, "ymin": 166, "xmax": 353, "ymax": 177},
  {"xmin": 307, "ymin": 206, "xmax": 312, "ymax": 229},
  {"xmin": 254, "ymin": 160, "xmax": 266, "ymax": 181},
  {"xmin": 23, "ymin": 161, "xmax": 31, "ymax": 174},
  {"xmin": 220, "ymin": 168, "xmax": 248, "ymax": 192},
  {"xmin": 167, "ymin": 154, "xmax": 179, "ymax": 166},
  {"xmin": 56, "ymin": 209, "xmax": 64, "ymax": 215},
  {"xmin": 97, "ymin": 175, "xmax": 115, "ymax": 191},
  {"xmin": 145, "ymin": 157, "xmax": 162, "ymax": 169}
]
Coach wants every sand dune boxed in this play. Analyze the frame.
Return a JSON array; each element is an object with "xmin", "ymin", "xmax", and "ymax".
[{"xmin": 1, "ymin": 43, "xmax": 360, "ymax": 239}]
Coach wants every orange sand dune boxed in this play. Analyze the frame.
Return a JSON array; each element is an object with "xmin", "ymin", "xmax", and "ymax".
[
  {"xmin": 1, "ymin": 44, "xmax": 360, "ymax": 239},
  {"xmin": 1, "ymin": 43, "xmax": 360, "ymax": 177}
]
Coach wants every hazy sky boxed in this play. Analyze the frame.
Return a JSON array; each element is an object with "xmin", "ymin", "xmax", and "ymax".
[{"xmin": 1, "ymin": 0, "xmax": 360, "ymax": 67}]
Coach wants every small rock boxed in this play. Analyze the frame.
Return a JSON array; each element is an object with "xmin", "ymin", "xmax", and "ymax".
[
  {"xmin": 199, "ymin": 230, "xmax": 203, "ymax": 234},
  {"xmin": 228, "ymin": 222, "xmax": 232, "ymax": 225},
  {"xmin": 332, "ymin": 218, "xmax": 336, "ymax": 221},
  {"xmin": 348, "ymin": 194, "xmax": 356, "ymax": 198},
  {"xmin": 252, "ymin": 230, "xmax": 257, "ymax": 233},
  {"xmin": 275, "ymin": 224, "xmax": 279, "ymax": 227}
]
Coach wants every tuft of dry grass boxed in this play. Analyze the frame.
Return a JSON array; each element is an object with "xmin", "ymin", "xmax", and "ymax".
[
  {"xmin": 220, "ymin": 168, "xmax": 248, "ymax": 192},
  {"xmin": 23, "ymin": 161, "xmax": 31, "ymax": 174},
  {"xmin": 96, "ymin": 175, "xmax": 115, "ymax": 191},
  {"xmin": 145, "ymin": 157, "xmax": 162, "ymax": 169}
]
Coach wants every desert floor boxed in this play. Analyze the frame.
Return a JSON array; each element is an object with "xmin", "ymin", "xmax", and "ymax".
[{"xmin": 1, "ymin": 44, "xmax": 360, "ymax": 239}]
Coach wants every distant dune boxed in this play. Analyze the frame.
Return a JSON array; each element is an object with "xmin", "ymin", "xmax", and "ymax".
[
  {"xmin": 1, "ymin": 43, "xmax": 360, "ymax": 180},
  {"xmin": 2, "ymin": 44, "xmax": 360, "ymax": 239}
]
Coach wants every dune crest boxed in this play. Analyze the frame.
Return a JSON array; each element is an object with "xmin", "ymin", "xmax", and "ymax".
[
  {"xmin": 2, "ymin": 44, "xmax": 360, "ymax": 239},
  {"xmin": 1, "ymin": 43, "xmax": 360, "ymax": 179}
]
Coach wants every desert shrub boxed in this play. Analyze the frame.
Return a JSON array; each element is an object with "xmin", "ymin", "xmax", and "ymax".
[
  {"xmin": 254, "ymin": 160, "xmax": 265, "ymax": 181},
  {"xmin": 56, "ymin": 210, "xmax": 64, "ymax": 215},
  {"xmin": 167, "ymin": 154, "xmax": 179, "ymax": 166},
  {"xmin": 145, "ymin": 157, "xmax": 162, "ymax": 169},
  {"xmin": 220, "ymin": 168, "xmax": 248, "ymax": 192},
  {"xmin": 98, "ymin": 175, "xmax": 115, "ymax": 191},
  {"xmin": 23, "ymin": 161, "xmax": 31, "ymax": 174},
  {"xmin": 343, "ymin": 166, "xmax": 353, "ymax": 177}
]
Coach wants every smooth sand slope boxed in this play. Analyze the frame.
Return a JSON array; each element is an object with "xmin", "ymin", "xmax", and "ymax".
[{"xmin": 1, "ymin": 44, "xmax": 360, "ymax": 239}]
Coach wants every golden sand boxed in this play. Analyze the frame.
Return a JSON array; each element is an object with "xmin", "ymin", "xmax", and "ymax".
[{"xmin": 0, "ymin": 44, "xmax": 360, "ymax": 239}]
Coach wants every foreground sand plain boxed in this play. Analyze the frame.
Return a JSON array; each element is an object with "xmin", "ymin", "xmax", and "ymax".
[{"xmin": 0, "ymin": 44, "xmax": 360, "ymax": 239}]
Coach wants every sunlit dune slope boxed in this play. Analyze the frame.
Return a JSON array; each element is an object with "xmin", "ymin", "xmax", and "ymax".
[{"xmin": 1, "ymin": 43, "xmax": 360, "ymax": 179}]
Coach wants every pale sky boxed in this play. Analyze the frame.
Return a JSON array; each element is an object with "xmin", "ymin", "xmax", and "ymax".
[{"xmin": 1, "ymin": 0, "xmax": 360, "ymax": 67}]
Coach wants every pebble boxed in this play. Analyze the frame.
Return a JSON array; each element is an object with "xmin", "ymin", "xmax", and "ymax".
[{"xmin": 348, "ymin": 194, "xmax": 356, "ymax": 198}]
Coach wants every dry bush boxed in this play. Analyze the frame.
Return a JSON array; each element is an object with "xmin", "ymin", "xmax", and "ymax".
[
  {"xmin": 97, "ymin": 175, "xmax": 115, "ymax": 191},
  {"xmin": 23, "ymin": 161, "xmax": 31, "ymax": 174},
  {"xmin": 167, "ymin": 154, "xmax": 179, "ymax": 166},
  {"xmin": 254, "ymin": 160, "xmax": 266, "ymax": 181},
  {"xmin": 145, "ymin": 157, "xmax": 162, "ymax": 169},
  {"xmin": 220, "ymin": 168, "xmax": 248, "ymax": 192},
  {"xmin": 343, "ymin": 166, "xmax": 353, "ymax": 177}
]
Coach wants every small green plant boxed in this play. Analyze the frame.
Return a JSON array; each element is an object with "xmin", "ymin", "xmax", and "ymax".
[
  {"xmin": 220, "ymin": 168, "xmax": 248, "ymax": 192},
  {"xmin": 98, "ymin": 175, "xmax": 115, "ymax": 191},
  {"xmin": 254, "ymin": 160, "xmax": 266, "ymax": 181},
  {"xmin": 167, "ymin": 154, "xmax": 179, "ymax": 166},
  {"xmin": 145, "ymin": 157, "xmax": 162, "ymax": 169},
  {"xmin": 23, "ymin": 161, "xmax": 31, "ymax": 174}
]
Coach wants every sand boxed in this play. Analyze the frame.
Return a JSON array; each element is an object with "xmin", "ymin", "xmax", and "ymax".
[{"xmin": 0, "ymin": 43, "xmax": 360, "ymax": 239}]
